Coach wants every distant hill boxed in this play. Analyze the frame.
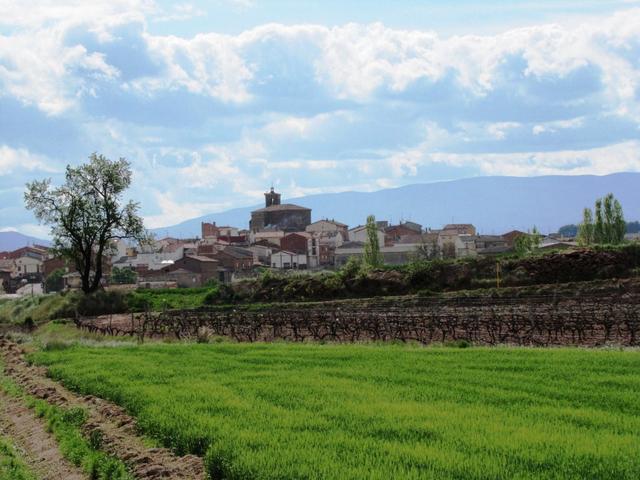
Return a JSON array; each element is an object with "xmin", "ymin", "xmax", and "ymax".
[
  {"xmin": 152, "ymin": 172, "xmax": 639, "ymax": 237},
  {"xmin": 0, "ymin": 231, "xmax": 51, "ymax": 252}
]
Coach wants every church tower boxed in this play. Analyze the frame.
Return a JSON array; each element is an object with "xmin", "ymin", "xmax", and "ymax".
[{"xmin": 264, "ymin": 187, "xmax": 281, "ymax": 207}]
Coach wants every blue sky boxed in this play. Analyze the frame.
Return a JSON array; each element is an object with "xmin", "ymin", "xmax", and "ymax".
[{"xmin": 1, "ymin": 0, "xmax": 640, "ymax": 236}]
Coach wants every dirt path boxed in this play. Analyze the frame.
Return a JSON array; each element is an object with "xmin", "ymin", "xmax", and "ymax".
[
  {"xmin": 0, "ymin": 337, "xmax": 205, "ymax": 480},
  {"xmin": 0, "ymin": 390, "xmax": 85, "ymax": 480}
]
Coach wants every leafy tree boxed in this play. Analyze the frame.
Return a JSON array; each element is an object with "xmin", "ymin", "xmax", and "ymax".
[
  {"xmin": 111, "ymin": 266, "xmax": 137, "ymax": 285},
  {"xmin": 577, "ymin": 208, "xmax": 594, "ymax": 246},
  {"xmin": 363, "ymin": 214, "xmax": 382, "ymax": 268},
  {"xmin": 514, "ymin": 226, "xmax": 542, "ymax": 256},
  {"xmin": 578, "ymin": 193, "xmax": 625, "ymax": 245},
  {"xmin": 45, "ymin": 268, "xmax": 66, "ymax": 293},
  {"xmin": 25, "ymin": 153, "xmax": 147, "ymax": 294},
  {"xmin": 594, "ymin": 198, "xmax": 604, "ymax": 244},
  {"xmin": 339, "ymin": 256, "xmax": 364, "ymax": 280}
]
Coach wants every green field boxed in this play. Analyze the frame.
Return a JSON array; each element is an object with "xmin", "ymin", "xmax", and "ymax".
[{"xmin": 32, "ymin": 343, "xmax": 640, "ymax": 479}]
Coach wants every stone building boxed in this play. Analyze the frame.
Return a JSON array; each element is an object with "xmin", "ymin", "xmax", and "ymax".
[{"xmin": 250, "ymin": 188, "xmax": 311, "ymax": 233}]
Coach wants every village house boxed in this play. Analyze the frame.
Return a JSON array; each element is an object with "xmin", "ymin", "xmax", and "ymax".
[
  {"xmin": 112, "ymin": 249, "xmax": 185, "ymax": 272},
  {"xmin": 334, "ymin": 242, "xmax": 425, "ymax": 266},
  {"xmin": 316, "ymin": 241, "xmax": 335, "ymax": 266},
  {"xmin": 348, "ymin": 225, "xmax": 385, "ymax": 246},
  {"xmin": 442, "ymin": 224, "xmax": 477, "ymax": 235},
  {"xmin": 0, "ymin": 259, "xmax": 15, "ymax": 277},
  {"xmin": 247, "ymin": 244, "xmax": 275, "ymax": 266},
  {"xmin": 151, "ymin": 254, "xmax": 228, "ymax": 286},
  {"xmin": 249, "ymin": 230, "xmax": 286, "ymax": 246},
  {"xmin": 201, "ymin": 222, "xmax": 247, "ymax": 244},
  {"xmin": 216, "ymin": 246, "xmax": 254, "ymax": 271},
  {"xmin": 280, "ymin": 232, "xmax": 312, "ymax": 255},
  {"xmin": 305, "ymin": 219, "xmax": 348, "ymax": 238},
  {"xmin": 501, "ymin": 230, "xmax": 527, "ymax": 247},
  {"xmin": 42, "ymin": 257, "xmax": 67, "ymax": 279},
  {"xmin": 14, "ymin": 250, "xmax": 45, "ymax": 277},
  {"xmin": 271, "ymin": 250, "xmax": 308, "ymax": 269},
  {"xmin": 385, "ymin": 223, "xmax": 423, "ymax": 244}
]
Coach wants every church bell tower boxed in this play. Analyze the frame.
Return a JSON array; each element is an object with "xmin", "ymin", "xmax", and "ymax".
[{"xmin": 264, "ymin": 187, "xmax": 281, "ymax": 207}]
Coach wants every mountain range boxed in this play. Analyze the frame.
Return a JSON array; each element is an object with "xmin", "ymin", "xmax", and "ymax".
[
  {"xmin": 0, "ymin": 231, "xmax": 51, "ymax": 252},
  {"xmin": 152, "ymin": 173, "xmax": 640, "ymax": 238}
]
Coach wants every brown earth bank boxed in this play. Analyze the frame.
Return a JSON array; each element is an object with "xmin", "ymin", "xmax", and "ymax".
[
  {"xmin": 79, "ymin": 278, "xmax": 640, "ymax": 346},
  {"xmin": 224, "ymin": 246, "xmax": 640, "ymax": 303},
  {"xmin": 0, "ymin": 390, "xmax": 85, "ymax": 480},
  {"xmin": 0, "ymin": 338, "xmax": 205, "ymax": 480}
]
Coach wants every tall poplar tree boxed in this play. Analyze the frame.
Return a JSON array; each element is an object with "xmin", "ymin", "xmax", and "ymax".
[
  {"xmin": 578, "ymin": 193, "xmax": 625, "ymax": 246},
  {"xmin": 363, "ymin": 215, "xmax": 383, "ymax": 268},
  {"xmin": 577, "ymin": 208, "xmax": 594, "ymax": 246}
]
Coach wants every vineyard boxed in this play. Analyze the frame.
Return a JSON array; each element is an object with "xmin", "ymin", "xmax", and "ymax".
[{"xmin": 77, "ymin": 287, "xmax": 640, "ymax": 346}]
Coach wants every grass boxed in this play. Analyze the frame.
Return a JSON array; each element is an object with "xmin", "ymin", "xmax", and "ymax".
[
  {"xmin": 0, "ymin": 293, "xmax": 78, "ymax": 326},
  {"xmin": 126, "ymin": 287, "xmax": 215, "ymax": 311},
  {"xmin": 31, "ymin": 343, "xmax": 640, "ymax": 479},
  {"xmin": 0, "ymin": 437, "xmax": 36, "ymax": 480},
  {"xmin": 0, "ymin": 363, "xmax": 133, "ymax": 480},
  {"xmin": 34, "ymin": 321, "xmax": 136, "ymax": 348}
]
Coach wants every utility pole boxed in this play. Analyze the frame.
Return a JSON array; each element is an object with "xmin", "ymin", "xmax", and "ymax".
[{"xmin": 496, "ymin": 261, "xmax": 501, "ymax": 289}]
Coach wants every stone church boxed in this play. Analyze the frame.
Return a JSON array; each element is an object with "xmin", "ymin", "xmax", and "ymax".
[{"xmin": 249, "ymin": 188, "xmax": 311, "ymax": 233}]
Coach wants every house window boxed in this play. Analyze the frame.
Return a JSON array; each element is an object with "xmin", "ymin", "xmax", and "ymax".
[{"xmin": 284, "ymin": 262, "xmax": 290, "ymax": 268}]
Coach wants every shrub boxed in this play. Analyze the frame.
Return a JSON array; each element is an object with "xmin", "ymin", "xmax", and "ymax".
[
  {"xmin": 76, "ymin": 291, "xmax": 128, "ymax": 317},
  {"xmin": 22, "ymin": 316, "xmax": 35, "ymax": 331},
  {"xmin": 45, "ymin": 268, "xmax": 66, "ymax": 293}
]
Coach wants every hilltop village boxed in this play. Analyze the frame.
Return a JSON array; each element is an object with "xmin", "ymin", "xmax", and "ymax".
[{"xmin": 0, "ymin": 187, "xmax": 584, "ymax": 293}]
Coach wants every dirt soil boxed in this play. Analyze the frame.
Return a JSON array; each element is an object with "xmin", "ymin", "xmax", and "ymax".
[
  {"xmin": 0, "ymin": 337, "xmax": 205, "ymax": 480},
  {"xmin": 0, "ymin": 390, "xmax": 85, "ymax": 480}
]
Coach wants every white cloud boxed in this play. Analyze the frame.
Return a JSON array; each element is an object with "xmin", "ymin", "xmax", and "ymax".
[
  {"xmin": 152, "ymin": 3, "xmax": 206, "ymax": 23},
  {"xmin": 386, "ymin": 140, "xmax": 640, "ymax": 177},
  {"xmin": 3, "ymin": 4, "xmax": 640, "ymax": 118},
  {"xmin": 143, "ymin": 191, "xmax": 232, "ymax": 229},
  {"xmin": 533, "ymin": 117, "xmax": 585, "ymax": 135},
  {"xmin": 261, "ymin": 111, "xmax": 352, "ymax": 139},
  {"xmin": 487, "ymin": 122, "xmax": 521, "ymax": 140},
  {"xmin": 0, "ymin": 146, "xmax": 58, "ymax": 175},
  {"xmin": 0, "ymin": 223, "xmax": 51, "ymax": 238},
  {"xmin": 136, "ymin": 32, "xmax": 253, "ymax": 103},
  {"xmin": 177, "ymin": 150, "xmax": 240, "ymax": 188}
]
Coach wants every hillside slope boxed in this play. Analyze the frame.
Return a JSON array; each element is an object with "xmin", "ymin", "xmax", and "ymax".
[
  {"xmin": 154, "ymin": 173, "xmax": 640, "ymax": 237},
  {"xmin": 0, "ymin": 231, "xmax": 50, "ymax": 252}
]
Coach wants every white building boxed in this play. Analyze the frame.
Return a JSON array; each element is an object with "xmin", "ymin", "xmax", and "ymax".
[
  {"xmin": 334, "ymin": 242, "xmax": 425, "ymax": 266},
  {"xmin": 15, "ymin": 253, "xmax": 43, "ymax": 275},
  {"xmin": 112, "ymin": 248, "xmax": 185, "ymax": 271},
  {"xmin": 271, "ymin": 251, "xmax": 308, "ymax": 269},
  {"xmin": 348, "ymin": 225, "xmax": 385, "ymax": 246}
]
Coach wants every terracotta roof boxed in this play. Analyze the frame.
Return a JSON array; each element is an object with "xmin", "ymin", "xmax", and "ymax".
[{"xmin": 252, "ymin": 203, "xmax": 311, "ymax": 213}]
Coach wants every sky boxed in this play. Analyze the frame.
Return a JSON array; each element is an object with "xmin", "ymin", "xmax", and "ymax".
[{"xmin": 1, "ymin": 0, "xmax": 640, "ymax": 237}]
